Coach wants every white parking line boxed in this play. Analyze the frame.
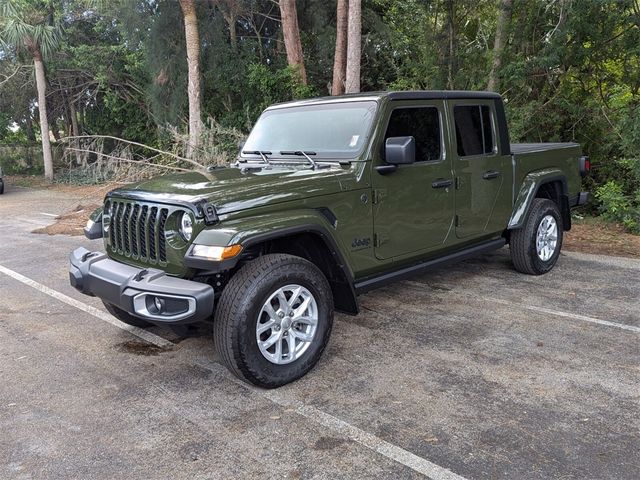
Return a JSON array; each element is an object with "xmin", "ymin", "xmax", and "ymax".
[
  {"xmin": 403, "ymin": 280, "xmax": 640, "ymax": 334},
  {"xmin": 0, "ymin": 264, "xmax": 174, "ymax": 348},
  {"xmin": 264, "ymin": 390, "xmax": 468, "ymax": 480},
  {"xmin": 488, "ymin": 297, "xmax": 640, "ymax": 333},
  {"xmin": 0, "ymin": 263, "xmax": 468, "ymax": 480}
]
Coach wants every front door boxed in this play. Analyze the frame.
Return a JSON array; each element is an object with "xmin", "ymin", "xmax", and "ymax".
[
  {"xmin": 372, "ymin": 101, "xmax": 455, "ymax": 260},
  {"xmin": 448, "ymin": 100, "xmax": 512, "ymax": 238}
]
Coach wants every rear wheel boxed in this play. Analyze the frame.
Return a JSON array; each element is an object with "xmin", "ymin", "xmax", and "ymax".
[
  {"xmin": 102, "ymin": 301, "xmax": 152, "ymax": 328},
  {"xmin": 214, "ymin": 254, "xmax": 334, "ymax": 388},
  {"xmin": 0, "ymin": 181, "xmax": 4, "ymax": 194},
  {"xmin": 510, "ymin": 198, "xmax": 563, "ymax": 275}
]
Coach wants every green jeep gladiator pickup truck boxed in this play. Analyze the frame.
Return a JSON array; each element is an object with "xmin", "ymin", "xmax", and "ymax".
[{"xmin": 69, "ymin": 91, "xmax": 589, "ymax": 388}]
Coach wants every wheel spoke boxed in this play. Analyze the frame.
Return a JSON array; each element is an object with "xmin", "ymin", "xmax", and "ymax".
[
  {"xmin": 261, "ymin": 331, "xmax": 280, "ymax": 349},
  {"xmin": 288, "ymin": 286, "xmax": 303, "ymax": 307},
  {"xmin": 291, "ymin": 329, "xmax": 314, "ymax": 342},
  {"xmin": 257, "ymin": 318, "xmax": 276, "ymax": 334},
  {"xmin": 293, "ymin": 295, "xmax": 312, "ymax": 318},
  {"xmin": 285, "ymin": 335, "xmax": 296, "ymax": 360},
  {"xmin": 294, "ymin": 315, "xmax": 317, "ymax": 326},
  {"xmin": 274, "ymin": 336, "xmax": 283, "ymax": 361}
]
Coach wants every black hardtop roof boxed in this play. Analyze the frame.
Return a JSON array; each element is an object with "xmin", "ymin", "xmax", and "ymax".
[{"xmin": 267, "ymin": 90, "xmax": 502, "ymax": 110}]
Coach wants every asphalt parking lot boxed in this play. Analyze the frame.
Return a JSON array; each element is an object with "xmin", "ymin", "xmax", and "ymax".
[{"xmin": 1, "ymin": 184, "xmax": 639, "ymax": 480}]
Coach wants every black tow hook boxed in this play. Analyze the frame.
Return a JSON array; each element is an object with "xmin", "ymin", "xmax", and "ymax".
[
  {"xmin": 133, "ymin": 269, "xmax": 149, "ymax": 282},
  {"xmin": 81, "ymin": 251, "xmax": 99, "ymax": 262}
]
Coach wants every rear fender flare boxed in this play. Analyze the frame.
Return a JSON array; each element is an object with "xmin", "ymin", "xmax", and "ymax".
[{"xmin": 508, "ymin": 169, "xmax": 568, "ymax": 230}]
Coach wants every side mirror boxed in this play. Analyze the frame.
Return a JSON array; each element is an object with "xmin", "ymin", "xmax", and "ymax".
[{"xmin": 385, "ymin": 136, "xmax": 416, "ymax": 165}]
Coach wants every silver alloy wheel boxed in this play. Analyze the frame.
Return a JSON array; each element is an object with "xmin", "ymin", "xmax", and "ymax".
[
  {"xmin": 256, "ymin": 284, "xmax": 319, "ymax": 365},
  {"xmin": 536, "ymin": 214, "xmax": 558, "ymax": 261}
]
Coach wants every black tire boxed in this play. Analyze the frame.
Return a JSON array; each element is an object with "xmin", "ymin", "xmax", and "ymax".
[
  {"xmin": 0, "ymin": 181, "xmax": 4, "ymax": 194},
  {"xmin": 214, "ymin": 254, "xmax": 334, "ymax": 389},
  {"xmin": 510, "ymin": 198, "xmax": 563, "ymax": 275},
  {"xmin": 102, "ymin": 301, "xmax": 153, "ymax": 328}
]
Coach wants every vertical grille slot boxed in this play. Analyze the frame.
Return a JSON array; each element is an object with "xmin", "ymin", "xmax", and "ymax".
[
  {"xmin": 115, "ymin": 202, "xmax": 124, "ymax": 251},
  {"xmin": 148, "ymin": 206, "xmax": 158, "ymax": 261},
  {"xmin": 158, "ymin": 209, "xmax": 168, "ymax": 262},
  {"xmin": 130, "ymin": 204, "xmax": 140, "ymax": 257},
  {"xmin": 139, "ymin": 205, "xmax": 148, "ymax": 259},
  {"xmin": 122, "ymin": 203, "xmax": 132, "ymax": 253}
]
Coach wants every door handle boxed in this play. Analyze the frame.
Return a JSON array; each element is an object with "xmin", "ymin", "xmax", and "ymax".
[
  {"xmin": 482, "ymin": 170, "xmax": 501, "ymax": 180},
  {"xmin": 431, "ymin": 179, "xmax": 453, "ymax": 189}
]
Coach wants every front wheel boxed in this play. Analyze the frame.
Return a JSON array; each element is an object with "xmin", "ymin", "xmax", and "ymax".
[
  {"xmin": 510, "ymin": 198, "xmax": 563, "ymax": 275},
  {"xmin": 214, "ymin": 254, "xmax": 334, "ymax": 388}
]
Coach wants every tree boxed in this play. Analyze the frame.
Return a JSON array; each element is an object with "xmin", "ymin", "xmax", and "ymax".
[
  {"xmin": 487, "ymin": 0, "xmax": 512, "ymax": 92},
  {"xmin": 331, "ymin": 0, "xmax": 348, "ymax": 95},
  {"xmin": 345, "ymin": 0, "xmax": 361, "ymax": 93},
  {"xmin": 0, "ymin": 0, "xmax": 61, "ymax": 181},
  {"xmin": 179, "ymin": 0, "xmax": 203, "ymax": 157},
  {"xmin": 279, "ymin": 0, "xmax": 307, "ymax": 84}
]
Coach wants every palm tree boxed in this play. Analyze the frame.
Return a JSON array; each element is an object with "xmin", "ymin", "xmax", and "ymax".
[
  {"xmin": 0, "ymin": 0, "xmax": 61, "ymax": 181},
  {"xmin": 179, "ymin": 0, "xmax": 203, "ymax": 158}
]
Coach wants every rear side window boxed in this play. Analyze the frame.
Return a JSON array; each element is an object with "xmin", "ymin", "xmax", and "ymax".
[
  {"xmin": 384, "ymin": 107, "xmax": 442, "ymax": 162},
  {"xmin": 454, "ymin": 105, "xmax": 495, "ymax": 157}
]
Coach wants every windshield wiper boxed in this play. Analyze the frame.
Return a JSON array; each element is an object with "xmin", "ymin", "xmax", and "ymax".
[
  {"xmin": 280, "ymin": 151, "xmax": 329, "ymax": 170},
  {"xmin": 240, "ymin": 150, "xmax": 272, "ymax": 166}
]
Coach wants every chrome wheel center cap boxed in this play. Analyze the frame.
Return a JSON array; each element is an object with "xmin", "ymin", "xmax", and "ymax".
[{"xmin": 281, "ymin": 318, "xmax": 292, "ymax": 330}]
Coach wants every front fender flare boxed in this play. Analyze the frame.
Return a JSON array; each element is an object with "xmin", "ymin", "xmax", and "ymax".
[{"xmin": 508, "ymin": 169, "xmax": 567, "ymax": 230}]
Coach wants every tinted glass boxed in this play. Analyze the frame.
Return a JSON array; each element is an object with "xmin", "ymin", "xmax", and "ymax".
[
  {"xmin": 454, "ymin": 105, "xmax": 494, "ymax": 156},
  {"xmin": 384, "ymin": 107, "xmax": 441, "ymax": 162},
  {"xmin": 242, "ymin": 101, "xmax": 377, "ymax": 159}
]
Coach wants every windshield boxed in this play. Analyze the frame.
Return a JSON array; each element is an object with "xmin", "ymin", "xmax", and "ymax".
[{"xmin": 242, "ymin": 101, "xmax": 378, "ymax": 160}]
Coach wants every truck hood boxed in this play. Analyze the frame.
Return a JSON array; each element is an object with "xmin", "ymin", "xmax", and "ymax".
[{"xmin": 108, "ymin": 165, "xmax": 362, "ymax": 215}]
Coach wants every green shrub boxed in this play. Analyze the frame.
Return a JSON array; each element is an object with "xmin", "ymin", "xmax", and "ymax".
[{"xmin": 595, "ymin": 178, "xmax": 640, "ymax": 233}]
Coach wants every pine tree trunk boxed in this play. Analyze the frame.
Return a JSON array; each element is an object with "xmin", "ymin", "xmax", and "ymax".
[
  {"xmin": 279, "ymin": 0, "xmax": 307, "ymax": 84},
  {"xmin": 345, "ymin": 0, "xmax": 361, "ymax": 93},
  {"xmin": 33, "ymin": 51, "xmax": 54, "ymax": 181},
  {"xmin": 487, "ymin": 0, "xmax": 513, "ymax": 92},
  {"xmin": 179, "ymin": 0, "xmax": 203, "ymax": 158},
  {"xmin": 331, "ymin": 0, "xmax": 349, "ymax": 95}
]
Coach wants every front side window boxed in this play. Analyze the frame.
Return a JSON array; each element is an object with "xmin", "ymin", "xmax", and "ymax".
[
  {"xmin": 384, "ymin": 107, "xmax": 442, "ymax": 162},
  {"xmin": 242, "ymin": 101, "xmax": 378, "ymax": 159},
  {"xmin": 454, "ymin": 105, "xmax": 495, "ymax": 157}
]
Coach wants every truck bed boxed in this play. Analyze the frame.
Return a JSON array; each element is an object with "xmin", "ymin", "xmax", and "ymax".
[
  {"xmin": 511, "ymin": 142, "xmax": 579, "ymax": 154},
  {"xmin": 510, "ymin": 142, "xmax": 582, "ymax": 203}
]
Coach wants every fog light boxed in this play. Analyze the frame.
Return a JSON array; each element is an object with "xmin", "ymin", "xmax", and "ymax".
[{"xmin": 154, "ymin": 297, "xmax": 165, "ymax": 313}]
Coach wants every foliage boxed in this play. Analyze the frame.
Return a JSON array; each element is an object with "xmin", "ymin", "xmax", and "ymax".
[{"xmin": 0, "ymin": 0, "xmax": 639, "ymax": 232}]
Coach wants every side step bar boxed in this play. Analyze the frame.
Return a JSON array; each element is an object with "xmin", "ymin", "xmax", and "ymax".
[{"xmin": 354, "ymin": 238, "xmax": 506, "ymax": 295}]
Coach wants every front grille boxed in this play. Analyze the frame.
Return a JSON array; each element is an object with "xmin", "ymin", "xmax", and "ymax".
[{"xmin": 108, "ymin": 200, "xmax": 170, "ymax": 263}]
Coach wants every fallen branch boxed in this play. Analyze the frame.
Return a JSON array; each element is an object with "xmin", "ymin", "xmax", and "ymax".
[{"xmin": 61, "ymin": 135, "xmax": 206, "ymax": 170}]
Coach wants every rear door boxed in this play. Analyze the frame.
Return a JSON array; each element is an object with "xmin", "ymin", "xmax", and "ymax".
[
  {"xmin": 372, "ymin": 100, "xmax": 455, "ymax": 260},
  {"xmin": 448, "ymin": 100, "xmax": 512, "ymax": 238}
]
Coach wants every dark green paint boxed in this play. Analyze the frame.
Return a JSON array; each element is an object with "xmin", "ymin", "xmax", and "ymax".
[{"xmin": 96, "ymin": 92, "xmax": 584, "ymax": 282}]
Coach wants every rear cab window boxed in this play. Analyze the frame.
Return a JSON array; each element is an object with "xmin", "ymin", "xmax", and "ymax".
[{"xmin": 453, "ymin": 105, "xmax": 496, "ymax": 157}]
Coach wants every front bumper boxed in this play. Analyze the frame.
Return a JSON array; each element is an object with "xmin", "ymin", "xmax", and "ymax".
[{"xmin": 69, "ymin": 247, "xmax": 214, "ymax": 324}]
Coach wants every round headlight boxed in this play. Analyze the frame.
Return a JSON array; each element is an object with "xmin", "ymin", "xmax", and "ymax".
[{"xmin": 180, "ymin": 212, "xmax": 194, "ymax": 241}]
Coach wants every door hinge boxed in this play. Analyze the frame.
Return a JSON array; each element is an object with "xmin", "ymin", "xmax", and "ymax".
[
  {"xmin": 455, "ymin": 215, "xmax": 460, "ymax": 227},
  {"xmin": 372, "ymin": 189, "xmax": 387, "ymax": 205},
  {"xmin": 374, "ymin": 232, "xmax": 388, "ymax": 247},
  {"xmin": 455, "ymin": 177, "xmax": 460, "ymax": 189}
]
